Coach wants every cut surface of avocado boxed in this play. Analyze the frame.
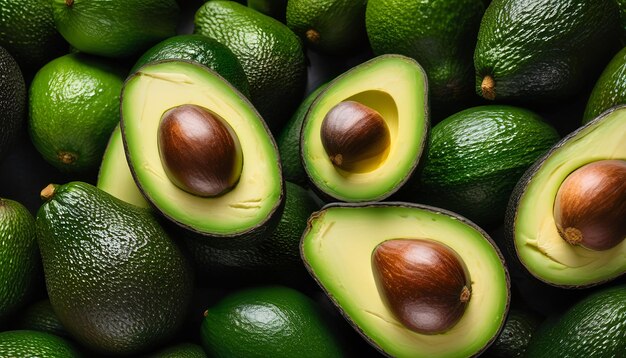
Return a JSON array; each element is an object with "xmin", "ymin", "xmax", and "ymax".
[
  {"xmin": 301, "ymin": 55, "xmax": 428, "ymax": 202},
  {"xmin": 301, "ymin": 203, "xmax": 510, "ymax": 357},
  {"xmin": 509, "ymin": 106, "xmax": 626, "ymax": 287},
  {"xmin": 121, "ymin": 60, "xmax": 283, "ymax": 237}
]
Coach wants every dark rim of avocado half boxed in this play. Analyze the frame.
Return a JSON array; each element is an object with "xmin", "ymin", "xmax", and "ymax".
[
  {"xmin": 300, "ymin": 201, "xmax": 511, "ymax": 357},
  {"xmin": 505, "ymin": 105, "xmax": 626, "ymax": 289},
  {"xmin": 119, "ymin": 59, "xmax": 285, "ymax": 240}
]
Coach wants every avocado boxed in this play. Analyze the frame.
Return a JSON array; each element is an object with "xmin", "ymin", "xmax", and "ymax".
[
  {"xmin": 287, "ymin": 0, "xmax": 367, "ymax": 54},
  {"xmin": 301, "ymin": 202, "xmax": 510, "ymax": 357},
  {"xmin": 366, "ymin": 0, "xmax": 485, "ymax": 113},
  {"xmin": 413, "ymin": 105, "xmax": 560, "ymax": 227},
  {"xmin": 18, "ymin": 299, "xmax": 68, "ymax": 338},
  {"xmin": 484, "ymin": 309, "xmax": 541, "ymax": 358},
  {"xmin": 194, "ymin": 1, "xmax": 307, "ymax": 130},
  {"xmin": 0, "ymin": 198, "xmax": 39, "ymax": 321},
  {"xmin": 301, "ymin": 55, "xmax": 429, "ymax": 202},
  {"xmin": 525, "ymin": 285, "xmax": 626, "ymax": 357},
  {"xmin": 200, "ymin": 286, "xmax": 343, "ymax": 357},
  {"xmin": 0, "ymin": 46, "xmax": 26, "ymax": 162},
  {"xmin": 132, "ymin": 34, "xmax": 250, "ymax": 98},
  {"xmin": 248, "ymin": 0, "xmax": 287, "ymax": 22},
  {"xmin": 51, "ymin": 0, "xmax": 179, "ymax": 58},
  {"xmin": 505, "ymin": 105, "xmax": 626, "ymax": 288},
  {"xmin": 36, "ymin": 181, "xmax": 194, "ymax": 355},
  {"xmin": 583, "ymin": 46, "xmax": 626, "ymax": 124},
  {"xmin": 474, "ymin": 0, "xmax": 620, "ymax": 102},
  {"xmin": 121, "ymin": 60, "xmax": 284, "ymax": 245},
  {"xmin": 151, "ymin": 343, "xmax": 207, "ymax": 358},
  {"xmin": 0, "ymin": 330, "xmax": 80, "ymax": 357}
]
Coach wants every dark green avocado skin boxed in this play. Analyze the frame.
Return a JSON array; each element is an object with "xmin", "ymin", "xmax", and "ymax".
[
  {"xmin": 583, "ymin": 46, "xmax": 626, "ymax": 124},
  {"xmin": 0, "ymin": 330, "xmax": 80, "ymax": 357},
  {"xmin": 151, "ymin": 343, "xmax": 207, "ymax": 358},
  {"xmin": 0, "ymin": 46, "xmax": 26, "ymax": 162},
  {"xmin": 475, "ymin": 0, "xmax": 620, "ymax": 101},
  {"xmin": 483, "ymin": 309, "xmax": 540, "ymax": 358},
  {"xmin": 36, "ymin": 182, "xmax": 194, "ymax": 355},
  {"xmin": 18, "ymin": 299, "xmax": 68, "ymax": 338}
]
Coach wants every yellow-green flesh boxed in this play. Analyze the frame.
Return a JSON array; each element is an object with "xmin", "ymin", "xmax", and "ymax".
[
  {"xmin": 121, "ymin": 61, "xmax": 282, "ymax": 235},
  {"xmin": 515, "ymin": 109, "xmax": 626, "ymax": 286},
  {"xmin": 302, "ymin": 205, "xmax": 509, "ymax": 358}
]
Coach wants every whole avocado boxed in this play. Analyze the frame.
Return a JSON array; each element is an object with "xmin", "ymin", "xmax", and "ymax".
[
  {"xmin": 583, "ymin": 46, "xmax": 626, "ymax": 123},
  {"xmin": 0, "ymin": 46, "xmax": 26, "ymax": 162}
]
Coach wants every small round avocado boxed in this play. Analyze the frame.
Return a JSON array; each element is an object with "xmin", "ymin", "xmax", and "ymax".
[
  {"xmin": 0, "ymin": 46, "xmax": 26, "ymax": 162},
  {"xmin": 0, "ymin": 330, "xmax": 80, "ymax": 357}
]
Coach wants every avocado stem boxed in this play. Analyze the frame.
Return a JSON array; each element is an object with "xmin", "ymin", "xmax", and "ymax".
[
  {"xmin": 306, "ymin": 29, "xmax": 320, "ymax": 45},
  {"xmin": 481, "ymin": 75, "xmax": 496, "ymax": 100},
  {"xmin": 40, "ymin": 184, "xmax": 58, "ymax": 202},
  {"xmin": 65, "ymin": 0, "xmax": 74, "ymax": 6},
  {"xmin": 58, "ymin": 151, "xmax": 77, "ymax": 165},
  {"xmin": 203, "ymin": 310, "xmax": 209, "ymax": 317},
  {"xmin": 460, "ymin": 286, "xmax": 471, "ymax": 303}
]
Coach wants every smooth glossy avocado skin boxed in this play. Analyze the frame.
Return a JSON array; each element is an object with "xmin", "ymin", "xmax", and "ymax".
[
  {"xmin": 0, "ymin": 46, "xmax": 26, "ymax": 162},
  {"xmin": 301, "ymin": 202, "xmax": 510, "ymax": 358},
  {"xmin": 583, "ymin": 46, "xmax": 626, "ymax": 124},
  {"xmin": 36, "ymin": 182, "xmax": 193, "ymax": 355},
  {"xmin": 505, "ymin": 106, "xmax": 626, "ymax": 288},
  {"xmin": 474, "ymin": 0, "xmax": 620, "ymax": 101},
  {"xmin": 0, "ymin": 330, "xmax": 80, "ymax": 357}
]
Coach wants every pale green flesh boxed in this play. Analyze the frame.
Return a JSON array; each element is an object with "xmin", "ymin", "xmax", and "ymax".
[
  {"xmin": 515, "ymin": 109, "xmax": 626, "ymax": 286},
  {"xmin": 302, "ymin": 56, "xmax": 427, "ymax": 201},
  {"xmin": 121, "ymin": 61, "xmax": 282, "ymax": 235},
  {"xmin": 97, "ymin": 125, "xmax": 150, "ymax": 208},
  {"xmin": 302, "ymin": 205, "xmax": 509, "ymax": 358}
]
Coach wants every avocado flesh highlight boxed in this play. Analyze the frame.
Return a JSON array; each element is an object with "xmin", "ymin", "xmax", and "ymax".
[
  {"xmin": 121, "ymin": 60, "xmax": 282, "ymax": 236},
  {"xmin": 301, "ymin": 203, "xmax": 509, "ymax": 357},
  {"xmin": 301, "ymin": 55, "xmax": 427, "ymax": 201},
  {"xmin": 513, "ymin": 107, "xmax": 626, "ymax": 286}
]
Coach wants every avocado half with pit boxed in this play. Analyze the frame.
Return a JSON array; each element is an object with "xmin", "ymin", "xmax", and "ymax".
[
  {"xmin": 300, "ymin": 55, "xmax": 428, "ymax": 202},
  {"xmin": 505, "ymin": 105, "xmax": 626, "ymax": 287},
  {"xmin": 301, "ymin": 202, "xmax": 510, "ymax": 357},
  {"xmin": 121, "ymin": 60, "xmax": 283, "ymax": 242}
]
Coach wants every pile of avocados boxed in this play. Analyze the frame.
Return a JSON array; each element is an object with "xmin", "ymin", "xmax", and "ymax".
[{"xmin": 0, "ymin": 0, "xmax": 624, "ymax": 356}]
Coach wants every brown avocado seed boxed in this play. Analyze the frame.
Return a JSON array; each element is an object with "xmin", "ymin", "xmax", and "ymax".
[
  {"xmin": 554, "ymin": 159, "xmax": 626, "ymax": 251},
  {"xmin": 320, "ymin": 101, "xmax": 390, "ymax": 172},
  {"xmin": 157, "ymin": 104, "xmax": 243, "ymax": 197},
  {"xmin": 372, "ymin": 238, "xmax": 472, "ymax": 335}
]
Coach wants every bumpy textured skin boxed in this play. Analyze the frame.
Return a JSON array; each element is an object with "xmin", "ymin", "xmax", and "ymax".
[
  {"xmin": 200, "ymin": 286, "xmax": 343, "ymax": 358},
  {"xmin": 474, "ymin": 0, "xmax": 620, "ymax": 101},
  {"xmin": 151, "ymin": 343, "xmax": 208, "ymax": 358},
  {"xmin": 132, "ymin": 35, "xmax": 250, "ymax": 98},
  {"xmin": 28, "ymin": 53, "xmax": 123, "ymax": 173},
  {"xmin": 525, "ymin": 285, "xmax": 626, "ymax": 357},
  {"xmin": 51, "ymin": 0, "xmax": 179, "ymax": 58},
  {"xmin": 366, "ymin": 0, "xmax": 485, "ymax": 107},
  {"xmin": 0, "ymin": 198, "xmax": 38, "ymax": 321},
  {"xmin": 484, "ymin": 309, "xmax": 540, "ymax": 357},
  {"xmin": 287, "ymin": 0, "xmax": 367, "ymax": 54},
  {"xmin": 415, "ymin": 105, "xmax": 560, "ymax": 227},
  {"xmin": 194, "ymin": 1, "xmax": 307, "ymax": 131},
  {"xmin": 36, "ymin": 182, "xmax": 193, "ymax": 355},
  {"xmin": 0, "ymin": 0, "xmax": 67, "ymax": 75},
  {"xmin": 0, "ymin": 330, "xmax": 80, "ymax": 357},
  {"xmin": 0, "ymin": 46, "xmax": 25, "ymax": 162},
  {"xmin": 18, "ymin": 299, "xmax": 68, "ymax": 338},
  {"xmin": 583, "ymin": 47, "xmax": 626, "ymax": 123}
]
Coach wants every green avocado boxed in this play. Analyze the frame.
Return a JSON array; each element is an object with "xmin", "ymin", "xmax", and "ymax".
[
  {"xmin": 484, "ymin": 309, "xmax": 541, "ymax": 358},
  {"xmin": 583, "ymin": 46, "xmax": 626, "ymax": 124},
  {"xmin": 474, "ymin": 0, "xmax": 620, "ymax": 102},
  {"xmin": 525, "ymin": 285, "xmax": 626, "ymax": 357},
  {"xmin": 194, "ymin": 1, "xmax": 307, "ymax": 130},
  {"xmin": 121, "ymin": 60, "xmax": 284, "ymax": 245},
  {"xmin": 0, "ymin": 46, "xmax": 26, "ymax": 162},
  {"xmin": 18, "ymin": 299, "xmax": 68, "ymax": 338},
  {"xmin": 505, "ymin": 106, "xmax": 626, "ymax": 288},
  {"xmin": 0, "ymin": 330, "xmax": 80, "ymax": 357},
  {"xmin": 413, "ymin": 105, "xmax": 560, "ymax": 227},
  {"xmin": 617, "ymin": 0, "xmax": 626, "ymax": 43},
  {"xmin": 301, "ymin": 55, "xmax": 429, "ymax": 202},
  {"xmin": 151, "ymin": 343, "xmax": 207, "ymax": 358},
  {"xmin": 36, "ymin": 182, "xmax": 194, "ymax": 355},
  {"xmin": 301, "ymin": 202, "xmax": 510, "ymax": 357},
  {"xmin": 200, "ymin": 286, "xmax": 343, "ymax": 357}
]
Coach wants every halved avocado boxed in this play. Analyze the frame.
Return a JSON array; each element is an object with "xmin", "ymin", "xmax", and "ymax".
[
  {"xmin": 301, "ymin": 202, "xmax": 510, "ymax": 357},
  {"xmin": 505, "ymin": 106, "xmax": 626, "ymax": 287},
  {"xmin": 121, "ymin": 60, "xmax": 283, "ymax": 242},
  {"xmin": 300, "ymin": 55, "xmax": 428, "ymax": 202}
]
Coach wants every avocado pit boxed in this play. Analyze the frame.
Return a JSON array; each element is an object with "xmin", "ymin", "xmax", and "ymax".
[
  {"xmin": 320, "ymin": 100, "xmax": 390, "ymax": 173},
  {"xmin": 371, "ymin": 238, "xmax": 471, "ymax": 335},
  {"xmin": 157, "ymin": 104, "xmax": 243, "ymax": 197},
  {"xmin": 553, "ymin": 159, "xmax": 626, "ymax": 251}
]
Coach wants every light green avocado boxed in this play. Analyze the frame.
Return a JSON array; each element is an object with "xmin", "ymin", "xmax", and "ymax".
[
  {"xmin": 301, "ymin": 55, "xmax": 429, "ymax": 202},
  {"xmin": 121, "ymin": 60, "xmax": 283, "ymax": 241},
  {"xmin": 505, "ymin": 106, "xmax": 626, "ymax": 287},
  {"xmin": 301, "ymin": 202, "xmax": 510, "ymax": 358}
]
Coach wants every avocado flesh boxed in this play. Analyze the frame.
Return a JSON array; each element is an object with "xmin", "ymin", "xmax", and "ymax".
[
  {"xmin": 512, "ymin": 107, "xmax": 626, "ymax": 286},
  {"xmin": 301, "ymin": 203, "xmax": 510, "ymax": 357},
  {"xmin": 301, "ymin": 55, "xmax": 428, "ymax": 202},
  {"xmin": 121, "ymin": 60, "xmax": 282, "ymax": 236}
]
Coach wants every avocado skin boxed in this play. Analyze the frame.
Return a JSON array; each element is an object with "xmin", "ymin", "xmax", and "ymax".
[
  {"xmin": 474, "ymin": 0, "xmax": 620, "ymax": 101},
  {"xmin": 0, "ymin": 46, "xmax": 26, "ymax": 162},
  {"xmin": 36, "ymin": 182, "xmax": 193, "ymax": 355},
  {"xmin": 151, "ymin": 343, "xmax": 207, "ymax": 358},
  {"xmin": 0, "ymin": 330, "xmax": 81, "ymax": 357},
  {"xmin": 194, "ymin": 1, "xmax": 307, "ymax": 131},
  {"xmin": 583, "ymin": 46, "xmax": 626, "ymax": 124},
  {"xmin": 18, "ymin": 299, "xmax": 68, "ymax": 338},
  {"xmin": 483, "ymin": 309, "xmax": 541, "ymax": 358},
  {"xmin": 525, "ymin": 285, "xmax": 626, "ymax": 357}
]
